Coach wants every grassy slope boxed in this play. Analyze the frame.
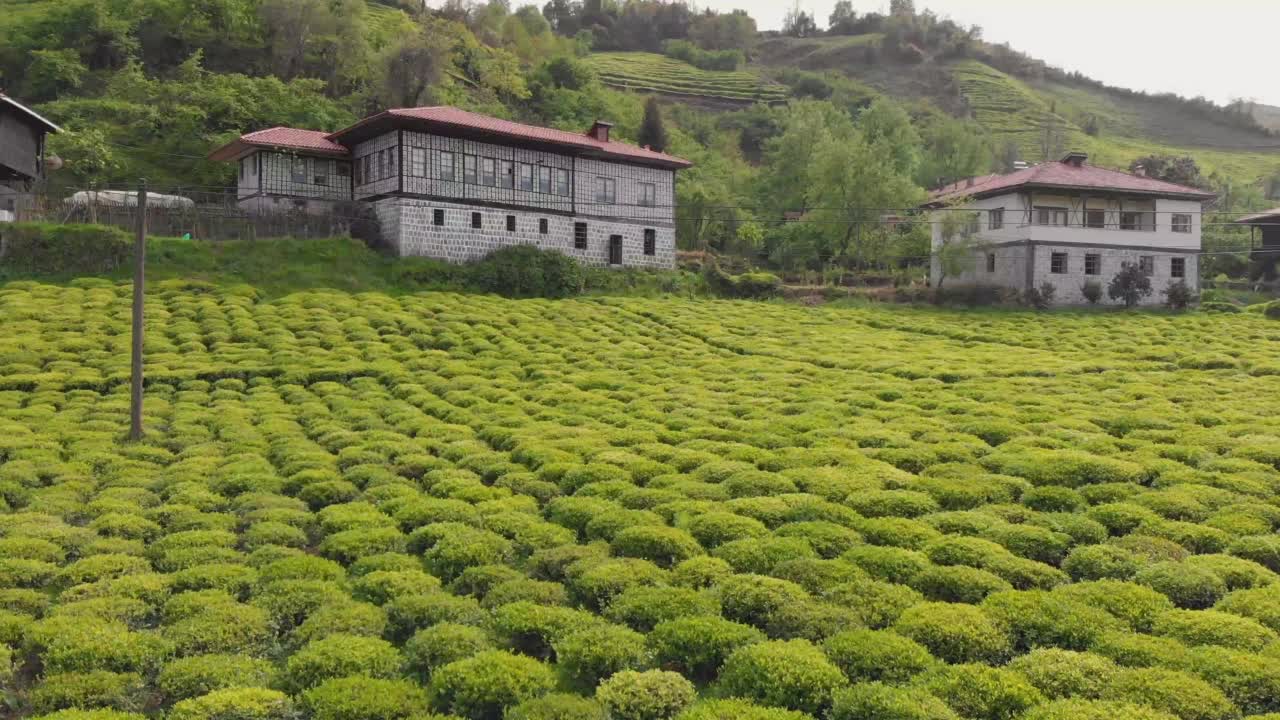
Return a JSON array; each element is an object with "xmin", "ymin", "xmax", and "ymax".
[{"xmin": 587, "ymin": 52, "xmax": 789, "ymax": 103}]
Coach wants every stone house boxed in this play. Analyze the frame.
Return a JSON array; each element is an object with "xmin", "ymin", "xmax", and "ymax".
[
  {"xmin": 209, "ymin": 107, "xmax": 692, "ymax": 269},
  {"xmin": 923, "ymin": 152, "xmax": 1216, "ymax": 305}
]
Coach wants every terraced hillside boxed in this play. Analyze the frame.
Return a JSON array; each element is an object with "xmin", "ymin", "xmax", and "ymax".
[
  {"xmin": 587, "ymin": 52, "xmax": 790, "ymax": 105},
  {"xmin": 2, "ymin": 274, "xmax": 1280, "ymax": 720}
]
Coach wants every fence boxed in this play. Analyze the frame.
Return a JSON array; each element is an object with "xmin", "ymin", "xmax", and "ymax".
[{"xmin": 1, "ymin": 186, "xmax": 361, "ymax": 241}]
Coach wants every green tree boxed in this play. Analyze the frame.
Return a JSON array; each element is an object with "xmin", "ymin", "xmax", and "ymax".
[
  {"xmin": 1107, "ymin": 263, "xmax": 1154, "ymax": 307},
  {"xmin": 916, "ymin": 116, "xmax": 992, "ymax": 189},
  {"xmin": 1129, "ymin": 155, "xmax": 1205, "ymax": 188},
  {"xmin": 638, "ymin": 98, "xmax": 669, "ymax": 153}
]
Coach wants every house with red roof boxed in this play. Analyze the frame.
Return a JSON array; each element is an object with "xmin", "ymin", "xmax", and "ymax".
[
  {"xmin": 209, "ymin": 107, "xmax": 691, "ymax": 269},
  {"xmin": 922, "ymin": 152, "xmax": 1215, "ymax": 305}
]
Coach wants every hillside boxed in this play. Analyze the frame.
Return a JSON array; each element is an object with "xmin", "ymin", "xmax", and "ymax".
[{"xmin": 587, "ymin": 53, "xmax": 788, "ymax": 106}]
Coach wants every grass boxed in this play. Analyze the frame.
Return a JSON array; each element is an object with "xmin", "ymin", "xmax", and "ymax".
[
  {"xmin": 587, "ymin": 52, "xmax": 790, "ymax": 104},
  {"xmin": 1, "ymin": 254, "xmax": 1280, "ymax": 718}
]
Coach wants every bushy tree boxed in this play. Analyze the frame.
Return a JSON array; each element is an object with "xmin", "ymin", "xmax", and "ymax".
[{"xmin": 1107, "ymin": 263, "xmax": 1154, "ymax": 307}]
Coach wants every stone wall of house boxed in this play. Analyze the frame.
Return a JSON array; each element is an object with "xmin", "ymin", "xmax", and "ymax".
[
  {"xmin": 374, "ymin": 197, "xmax": 675, "ymax": 269},
  {"xmin": 1030, "ymin": 242, "xmax": 1198, "ymax": 306}
]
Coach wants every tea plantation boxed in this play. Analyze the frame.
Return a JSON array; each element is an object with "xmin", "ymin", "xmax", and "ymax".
[
  {"xmin": 587, "ymin": 53, "xmax": 789, "ymax": 104},
  {"xmin": 2, "ymin": 279, "xmax": 1280, "ymax": 720}
]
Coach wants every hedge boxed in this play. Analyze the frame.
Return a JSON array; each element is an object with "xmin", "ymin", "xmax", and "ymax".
[{"xmin": 0, "ymin": 223, "xmax": 132, "ymax": 275}]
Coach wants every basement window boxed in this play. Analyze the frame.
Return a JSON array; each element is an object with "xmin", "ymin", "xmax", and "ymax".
[
  {"xmin": 1171, "ymin": 257, "xmax": 1186, "ymax": 278},
  {"xmin": 539, "ymin": 218, "xmax": 548, "ymax": 235},
  {"xmin": 1139, "ymin": 255, "xmax": 1154, "ymax": 276},
  {"xmin": 1085, "ymin": 253, "xmax": 1101, "ymax": 276},
  {"xmin": 1050, "ymin": 252, "xmax": 1068, "ymax": 274},
  {"xmin": 986, "ymin": 253, "xmax": 996, "ymax": 273},
  {"xmin": 506, "ymin": 215, "xmax": 516, "ymax": 232},
  {"xmin": 644, "ymin": 229, "xmax": 656, "ymax": 256},
  {"xmin": 472, "ymin": 212, "xmax": 482, "ymax": 229},
  {"xmin": 574, "ymin": 222, "xmax": 588, "ymax": 250},
  {"xmin": 433, "ymin": 209, "xmax": 445, "ymax": 226}
]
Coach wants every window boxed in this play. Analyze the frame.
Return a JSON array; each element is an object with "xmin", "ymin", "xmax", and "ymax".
[
  {"xmin": 481, "ymin": 157, "xmax": 496, "ymax": 186},
  {"xmin": 518, "ymin": 164, "xmax": 533, "ymax": 191},
  {"xmin": 538, "ymin": 166, "xmax": 552, "ymax": 194},
  {"xmin": 500, "ymin": 161, "xmax": 514, "ymax": 189},
  {"xmin": 506, "ymin": 215, "xmax": 516, "ymax": 232},
  {"xmin": 439, "ymin": 151, "xmax": 456, "ymax": 181},
  {"xmin": 1036, "ymin": 207, "xmax": 1068, "ymax": 226},
  {"xmin": 539, "ymin": 218, "xmax": 548, "ymax": 235},
  {"xmin": 239, "ymin": 158, "xmax": 246, "ymax": 181},
  {"xmin": 1172, "ymin": 214, "xmax": 1192, "ymax": 233},
  {"xmin": 1085, "ymin": 253, "xmax": 1101, "ymax": 276},
  {"xmin": 639, "ymin": 182, "xmax": 656, "ymax": 207},
  {"xmin": 314, "ymin": 159, "xmax": 330, "ymax": 186},
  {"xmin": 410, "ymin": 148, "xmax": 426, "ymax": 177},
  {"xmin": 292, "ymin": 157, "xmax": 307, "ymax": 184},
  {"xmin": 336, "ymin": 162, "xmax": 350, "ymax": 178},
  {"xmin": 1085, "ymin": 209, "xmax": 1106, "ymax": 228},
  {"xmin": 986, "ymin": 253, "xmax": 996, "ymax": 273},
  {"xmin": 609, "ymin": 235, "xmax": 623, "ymax": 265},
  {"xmin": 644, "ymin": 229, "xmax": 656, "ymax": 256},
  {"xmin": 1171, "ymin": 257, "xmax": 1186, "ymax": 278},
  {"xmin": 471, "ymin": 212, "xmax": 482, "ymax": 229},
  {"xmin": 1050, "ymin": 252, "xmax": 1068, "ymax": 274},
  {"xmin": 1120, "ymin": 211, "xmax": 1149, "ymax": 231},
  {"xmin": 556, "ymin": 169, "xmax": 570, "ymax": 196},
  {"xmin": 596, "ymin": 178, "xmax": 616, "ymax": 204},
  {"xmin": 376, "ymin": 150, "xmax": 386, "ymax": 180},
  {"xmin": 433, "ymin": 209, "xmax": 445, "ymax": 226},
  {"xmin": 464, "ymin": 155, "xmax": 478, "ymax": 184},
  {"xmin": 361, "ymin": 156, "xmax": 372, "ymax": 185},
  {"xmin": 964, "ymin": 214, "xmax": 980, "ymax": 236},
  {"xmin": 387, "ymin": 147, "xmax": 396, "ymax": 177},
  {"xmin": 988, "ymin": 208, "xmax": 1003, "ymax": 230},
  {"xmin": 1139, "ymin": 255, "xmax": 1154, "ymax": 276},
  {"xmin": 574, "ymin": 222, "xmax": 588, "ymax": 250}
]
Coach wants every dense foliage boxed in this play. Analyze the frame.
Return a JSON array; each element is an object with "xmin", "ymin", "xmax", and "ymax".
[{"xmin": 0, "ymin": 278, "xmax": 1276, "ymax": 718}]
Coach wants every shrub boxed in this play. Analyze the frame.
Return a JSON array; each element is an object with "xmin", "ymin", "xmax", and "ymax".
[
  {"xmin": 670, "ymin": 557, "xmax": 734, "ymax": 589},
  {"xmin": 350, "ymin": 570, "xmax": 442, "ymax": 605},
  {"xmin": 824, "ymin": 580, "xmax": 924, "ymax": 629},
  {"xmin": 717, "ymin": 639, "xmax": 847, "ymax": 716},
  {"xmin": 611, "ymin": 526, "xmax": 704, "ymax": 568},
  {"xmin": 892, "ymin": 602, "xmax": 1011, "ymax": 664},
  {"xmin": 1229, "ymin": 536, "xmax": 1280, "ymax": 573},
  {"xmin": 1089, "ymin": 630, "xmax": 1193, "ymax": 670},
  {"xmin": 712, "ymin": 537, "xmax": 816, "ymax": 575},
  {"xmin": 1150, "ymin": 608, "xmax": 1277, "ymax": 651},
  {"xmin": 467, "ymin": 245, "xmax": 583, "ymax": 299},
  {"xmin": 0, "ymin": 223, "xmax": 132, "ymax": 274},
  {"xmin": 982, "ymin": 589, "xmax": 1124, "ymax": 651},
  {"xmin": 291, "ymin": 601, "xmax": 387, "ymax": 644},
  {"xmin": 683, "ymin": 513, "xmax": 769, "ymax": 549},
  {"xmin": 1101, "ymin": 667, "xmax": 1236, "ymax": 720},
  {"xmin": 1108, "ymin": 263, "xmax": 1154, "ymax": 307},
  {"xmin": 157, "ymin": 654, "xmax": 275, "ymax": 701},
  {"xmin": 822, "ymin": 629, "xmax": 936, "ymax": 684},
  {"xmin": 28, "ymin": 713, "xmax": 148, "ymax": 720},
  {"xmin": 1135, "ymin": 562, "xmax": 1227, "ymax": 609},
  {"xmin": 1215, "ymin": 587, "xmax": 1280, "ymax": 633},
  {"xmin": 404, "ymin": 623, "xmax": 493, "ymax": 680},
  {"xmin": 910, "ymin": 565, "xmax": 1013, "ymax": 604},
  {"xmin": 30, "ymin": 671, "xmax": 144, "ymax": 714},
  {"xmin": 828, "ymin": 683, "xmax": 960, "ymax": 720},
  {"xmin": 661, "ymin": 39, "xmax": 744, "ymax": 71},
  {"xmin": 385, "ymin": 592, "xmax": 488, "ymax": 641},
  {"xmin": 771, "ymin": 558, "xmax": 865, "ymax": 594},
  {"xmin": 674, "ymin": 699, "xmax": 813, "ymax": 720},
  {"xmin": 604, "ymin": 585, "xmax": 719, "ymax": 632},
  {"xmin": 1025, "ymin": 281, "xmax": 1057, "ymax": 310},
  {"xmin": 1053, "ymin": 580, "xmax": 1176, "ymax": 632},
  {"xmin": 428, "ymin": 650, "xmax": 556, "ymax": 720},
  {"xmin": 1081, "ymin": 280, "xmax": 1103, "ymax": 305},
  {"xmin": 506, "ymin": 693, "xmax": 607, "ymax": 720},
  {"xmin": 481, "ymin": 579, "xmax": 570, "ymax": 609},
  {"xmin": 1164, "ymin": 280, "xmax": 1195, "ymax": 310},
  {"xmin": 1019, "ymin": 699, "xmax": 1179, "ymax": 720},
  {"xmin": 302, "ymin": 677, "xmax": 430, "ymax": 720},
  {"xmin": 648, "ymin": 615, "xmax": 764, "ymax": 683},
  {"xmin": 1189, "ymin": 645, "xmax": 1280, "ymax": 715},
  {"xmin": 1063, "ymin": 544, "xmax": 1140, "ymax": 581},
  {"xmin": 283, "ymin": 634, "xmax": 402, "ymax": 691},
  {"xmin": 842, "ymin": 546, "xmax": 930, "ymax": 584},
  {"xmin": 596, "ymin": 670, "xmax": 697, "ymax": 720},
  {"xmin": 1008, "ymin": 648, "xmax": 1118, "ymax": 699},
  {"xmin": 715, "ymin": 574, "xmax": 810, "ymax": 628},
  {"xmin": 554, "ymin": 624, "xmax": 651, "ymax": 689},
  {"xmin": 492, "ymin": 602, "xmax": 601, "ymax": 659},
  {"xmin": 921, "ymin": 663, "xmax": 1044, "ymax": 720},
  {"xmin": 169, "ymin": 688, "xmax": 293, "ymax": 720}
]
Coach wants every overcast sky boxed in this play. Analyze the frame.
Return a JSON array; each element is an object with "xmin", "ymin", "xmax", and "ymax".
[{"xmin": 711, "ymin": 0, "xmax": 1277, "ymax": 107}]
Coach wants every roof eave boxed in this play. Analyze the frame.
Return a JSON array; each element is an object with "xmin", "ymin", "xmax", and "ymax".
[{"xmin": 1, "ymin": 96, "xmax": 61, "ymax": 134}]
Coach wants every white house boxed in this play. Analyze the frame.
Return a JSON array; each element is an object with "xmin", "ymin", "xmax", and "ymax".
[
  {"xmin": 924, "ymin": 152, "xmax": 1216, "ymax": 305},
  {"xmin": 209, "ymin": 107, "xmax": 691, "ymax": 269}
]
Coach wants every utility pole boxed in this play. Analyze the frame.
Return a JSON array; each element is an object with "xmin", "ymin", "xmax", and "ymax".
[{"xmin": 129, "ymin": 180, "xmax": 146, "ymax": 442}]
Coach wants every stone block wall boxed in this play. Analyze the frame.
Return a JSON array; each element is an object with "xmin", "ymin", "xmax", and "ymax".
[
  {"xmin": 1030, "ymin": 242, "xmax": 1198, "ymax": 306},
  {"xmin": 374, "ymin": 197, "xmax": 675, "ymax": 269}
]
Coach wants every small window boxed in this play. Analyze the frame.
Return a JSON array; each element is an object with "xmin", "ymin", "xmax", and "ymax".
[
  {"xmin": 472, "ymin": 212, "xmax": 482, "ymax": 229},
  {"xmin": 1171, "ymin": 257, "xmax": 1186, "ymax": 278},
  {"xmin": 538, "ymin": 166, "xmax": 552, "ymax": 194},
  {"xmin": 539, "ymin": 218, "xmax": 548, "ymax": 235},
  {"xmin": 336, "ymin": 162, "xmax": 350, "ymax": 178},
  {"xmin": 410, "ymin": 147, "xmax": 426, "ymax": 177},
  {"xmin": 464, "ymin": 155, "xmax": 478, "ymax": 184},
  {"xmin": 596, "ymin": 178, "xmax": 616, "ymax": 204},
  {"xmin": 1050, "ymin": 252, "xmax": 1068, "ymax": 274},
  {"xmin": 376, "ymin": 150, "xmax": 386, "ymax": 180},
  {"xmin": 292, "ymin": 157, "xmax": 308, "ymax": 184},
  {"xmin": 986, "ymin": 253, "xmax": 996, "ymax": 273},
  {"xmin": 1120, "ymin": 211, "xmax": 1148, "ymax": 231},
  {"xmin": 556, "ymin": 168, "xmax": 570, "ymax": 196},
  {"xmin": 644, "ymin": 229, "xmax": 656, "ymax": 256},
  {"xmin": 518, "ymin": 164, "xmax": 533, "ymax": 191},
  {"xmin": 1085, "ymin": 209, "xmax": 1106, "ymax": 228},
  {"xmin": 439, "ymin": 151, "xmax": 456, "ymax": 181},
  {"xmin": 574, "ymin": 222, "xmax": 588, "ymax": 250},
  {"xmin": 433, "ymin": 209, "xmax": 445, "ymax": 226},
  {"xmin": 362, "ymin": 156, "xmax": 372, "ymax": 184},
  {"xmin": 1085, "ymin": 253, "xmax": 1101, "ymax": 276},
  {"xmin": 481, "ymin": 157, "xmax": 496, "ymax": 186},
  {"xmin": 506, "ymin": 215, "xmax": 516, "ymax": 232},
  {"xmin": 608, "ymin": 234, "xmax": 623, "ymax": 265},
  {"xmin": 639, "ymin": 182, "xmax": 656, "ymax": 208},
  {"xmin": 1139, "ymin": 255, "xmax": 1154, "ymax": 276},
  {"xmin": 387, "ymin": 147, "xmax": 396, "ymax": 177},
  {"xmin": 988, "ymin": 208, "xmax": 1003, "ymax": 230},
  {"xmin": 239, "ymin": 158, "xmax": 246, "ymax": 180},
  {"xmin": 500, "ymin": 161, "xmax": 514, "ymax": 189},
  {"xmin": 314, "ymin": 159, "xmax": 329, "ymax": 186},
  {"xmin": 1172, "ymin": 214, "xmax": 1192, "ymax": 233},
  {"xmin": 1036, "ymin": 207, "xmax": 1068, "ymax": 226}
]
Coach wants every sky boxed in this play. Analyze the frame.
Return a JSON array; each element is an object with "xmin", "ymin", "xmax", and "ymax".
[{"xmin": 706, "ymin": 0, "xmax": 1279, "ymax": 107}]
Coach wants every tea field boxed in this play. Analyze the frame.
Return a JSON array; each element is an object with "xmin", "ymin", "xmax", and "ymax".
[
  {"xmin": 587, "ymin": 53, "xmax": 790, "ymax": 105},
  {"xmin": 3, "ymin": 280, "xmax": 1280, "ymax": 720}
]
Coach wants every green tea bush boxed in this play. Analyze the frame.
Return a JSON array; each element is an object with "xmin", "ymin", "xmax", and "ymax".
[
  {"xmin": 1101, "ymin": 667, "xmax": 1237, "ymax": 720},
  {"xmin": 910, "ymin": 564, "xmax": 1013, "ymax": 603},
  {"xmin": 506, "ymin": 693, "xmax": 607, "ymax": 720},
  {"xmin": 822, "ymin": 628, "xmax": 936, "ymax": 684},
  {"xmin": 283, "ymin": 634, "xmax": 402, "ymax": 691},
  {"xmin": 1018, "ymin": 699, "xmax": 1178, "ymax": 720},
  {"xmin": 716, "ymin": 639, "xmax": 847, "ymax": 715},
  {"xmin": 982, "ymin": 589, "xmax": 1123, "ymax": 651},
  {"xmin": 674, "ymin": 699, "xmax": 813, "ymax": 720},
  {"xmin": 1008, "ymin": 648, "xmax": 1118, "ymax": 699},
  {"xmin": 553, "ymin": 624, "xmax": 651, "ymax": 689},
  {"xmin": 824, "ymin": 580, "xmax": 924, "ymax": 628},
  {"xmin": 303, "ymin": 677, "xmax": 430, "ymax": 720},
  {"xmin": 604, "ymin": 585, "xmax": 720, "ymax": 631},
  {"xmin": 0, "ymin": 224, "xmax": 132, "ymax": 274},
  {"xmin": 828, "ymin": 683, "xmax": 960, "ymax": 720},
  {"xmin": 1135, "ymin": 562, "xmax": 1228, "ymax": 609},
  {"xmin": 595, "ymin": 670, "xmax": 696, "ymax": 720},
  {"xmin": 404, "ymin": 623, "xmax": 493, "ymax": 680},
  {"xmin": 920, "ymin": 663, "xmax": 1045, "ymax": 720},
  {"xmin": 715, "ymin": 574, "xmax": 809, "ymax": 628},
  {"xmin": 29, "ymin": 671, "xmax": 144, "ymax": 714},
  {"xmin": 1150, "ymin": 609, "xmax": 1278, "ymax": 651},
  {"xmin": 157, "ymin": 654, "xmax": 275, "ymax": 701},
  {"xmin": 892, "ymin": 602, "xmax": 1011, "ymax": 663},
  {"xmin": 611, "ymin": 526, "xmax": 704, "ymax": 568},
  {"xmin": 169, "ymin": 687, "xmax": 293, "ymax": 720},
  {"xmin": 1063, "ymin": 544, "xmax": 1141, "ymax": 581},
  {"xmin": 428, "ymin": 651, "xmax": 555, "ymax": 718}
]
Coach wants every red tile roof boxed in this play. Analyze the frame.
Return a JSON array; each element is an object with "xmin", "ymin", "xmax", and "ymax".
[
  {"xmin": 329, "ymin": 106, "xmax": 692, "ymax": 169},
  {"xmin": 207, "ymin": 127, "xmax": 348, "ymax": 161},
  {"xmin": 927, "ymin": 157, "xmax": 1216, "ymax": 206}
]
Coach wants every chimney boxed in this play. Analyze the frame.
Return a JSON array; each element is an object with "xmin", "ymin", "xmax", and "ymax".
[
  {"xmin": 1061, "ymin": 151, "xmax": 1088, "ymax": 167},
  {"xmin": 1133, "ymin": 164, "xmax": 1146, "ymax": 177},
  {"xmin": 587, "ymin": 120, "xmax": 613, "ymax": 142}
]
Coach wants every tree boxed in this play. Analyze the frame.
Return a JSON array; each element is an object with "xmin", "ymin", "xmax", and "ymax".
[
  {"xmin": 1129, "ymin": 155, "xmax": 1205, "ymax": 189},
  {"xmin": 377, "ymin": 21, "xmax": 455, "ymax": 108},
  {"xmin": 827, "ymin": 1, "xmax": 856, "ymax": 33},
  {"xmin": 916, "ymin": 116, "xmax": 992, "ymax": 189},
  {"xmin": 638, "ymin": 97, "xmax": 669, "ymax": 153},
  {"xmin": 783, "ymin": 3, "xmax": 818, "ymax": 38},
  {"xmin": 890, "ymin": 0, "xmax": 915, "ymax": 17},
  {"xmin": 934, "ymin": 204, "xmax": 982, "ymax": 288},
  {"xmin": 1107, "ymin": 263, "xmax": 1153, "ymax": 307},
  {"xmin": 857, "ymin": 99, "xmax": 921, "ymax": 178},
  {"xmin": 689, "ymin": 11, "xmax": 756, "ymax": 54},
  {"xmin": 1037, "ymin": 114, "xmax": 1066, "ymax": 162}
]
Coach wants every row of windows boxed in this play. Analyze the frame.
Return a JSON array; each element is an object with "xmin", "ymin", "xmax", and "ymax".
[
  {"xmin": 1040, "ymin": 251, "xmax": 1185, "ymax": 278},
  {"xmin": 427, "ymin": 210, "xmax": 657, "ymax": 257},
  {"xmin": 240, "ymin": 156, "xmax": 352, "ymax": 186},
  {"xmin": 969, "ymin": 207, "xmax": 1193, "ymax": 233}
]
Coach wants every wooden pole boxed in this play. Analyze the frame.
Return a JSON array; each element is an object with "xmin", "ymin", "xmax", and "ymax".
[{"xmin": 129, "ymin": 181, "xmax": 147, "ymax": 442}]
